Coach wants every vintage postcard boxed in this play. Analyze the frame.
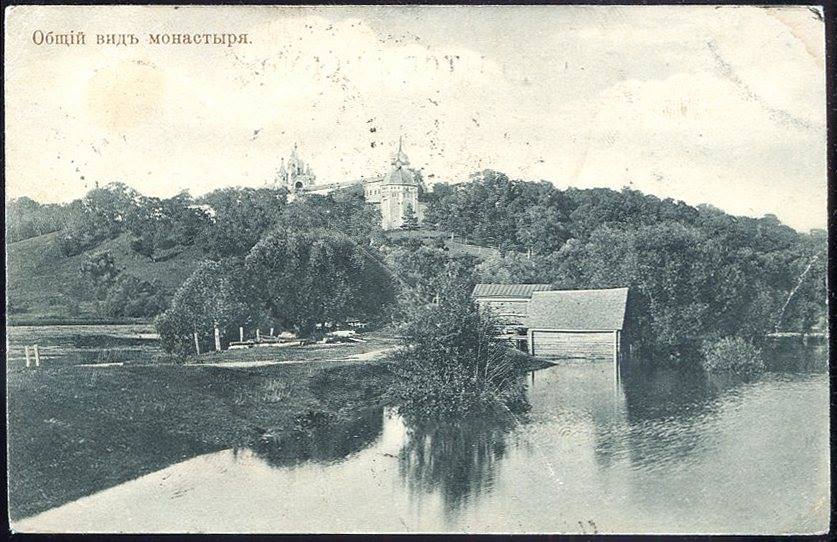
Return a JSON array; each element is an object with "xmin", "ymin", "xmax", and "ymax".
[{"xmin": 4, "ymin": 4, "xmax": 829, "ymax": 535}]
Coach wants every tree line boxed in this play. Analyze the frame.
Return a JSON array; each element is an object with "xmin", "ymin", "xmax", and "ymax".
[
  {"xmin": 423, "ymin": 170, "xmax": 827, "ymax": 363},
  {"xmin": 6, "ymin": 172, "xmax": 826, "ymax": 365}
]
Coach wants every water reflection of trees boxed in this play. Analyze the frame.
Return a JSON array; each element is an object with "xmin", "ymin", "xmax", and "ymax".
[
  {"xmin": 762, "ymin": 342, "xmax": 827, "ymax": 373},
  {"xmin": 592, "ymin": 364, "xmax": 744, "ymax": 471},
  {"xmin": 250, "ymin": 407, "xmax": 384, "ymax": 468},
  {"xmin": 594, "ymin": 343, "xmax": 825, "ymax": 472},
  {"xmin": 397, "ymin": 414, "xmax": 517, "ymax": 518}
]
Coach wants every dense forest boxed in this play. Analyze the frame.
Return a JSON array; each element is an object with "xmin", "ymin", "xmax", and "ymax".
[{"xmin": 6, "ymin": 172, "xmax": 827, "ymax": 364}]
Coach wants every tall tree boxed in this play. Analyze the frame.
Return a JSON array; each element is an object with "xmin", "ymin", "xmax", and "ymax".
[{"xmin": 246, "ymin": 229, "xmax": 395, "ymax": 335}]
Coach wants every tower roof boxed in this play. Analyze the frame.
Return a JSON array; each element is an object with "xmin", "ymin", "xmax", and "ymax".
[{"xmin": 383, "ymin": 137, "xmax": 418, "ymax": 186}]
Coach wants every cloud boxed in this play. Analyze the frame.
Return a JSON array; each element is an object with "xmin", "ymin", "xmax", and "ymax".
[
  {"xmin": 4, "ymin": 5, "xmax": 826, "ymax": 231},
  {"xmin": 573, "ymin": 70, "xmax": 825, "ymax": 230}
]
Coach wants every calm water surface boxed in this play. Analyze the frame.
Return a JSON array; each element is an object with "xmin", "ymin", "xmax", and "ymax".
[
  {"xmin": 16, "ymin": 346, "xmax": 829, "ymax": 534},
  {"xmin": 6, "ymin": 324, "xmax": 161, "ymax": 368}
]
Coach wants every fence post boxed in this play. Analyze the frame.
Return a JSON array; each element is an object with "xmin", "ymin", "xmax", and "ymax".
[
  {"xmin": 33, "ymin": 345, "xmax": 41, "ymax": 367},
  {"xmin": 214, "ymin": 326, "xmax": 222, "ymax": 352},
  {"xmin": 25, "ymin": 346, "xmax": 31, "ymax": 368},
  {"xmin": 239, "ymin": 327, "xmax": 244, "ymax": 343},
  {"xmin": 194, "ymin": 332, "xmax": 201, "ymax": 355}
]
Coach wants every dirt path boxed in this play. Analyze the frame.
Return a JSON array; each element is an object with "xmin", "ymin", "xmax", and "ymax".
[{"xmin": 189, "ymin": 346, "xmax": 397, "ymax": 369}]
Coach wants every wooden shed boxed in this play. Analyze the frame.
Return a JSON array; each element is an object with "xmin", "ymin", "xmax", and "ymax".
[
  {"xmin": 472, "ymin": 283, "xmax": 552, "ymax": 326},
  {"xmin": 525, "ymin": 287, "xmax": 629, "ymax": 362},
  {"xmin": 472, "ymin": 283, "xmax": 552, "ymax": 351}
]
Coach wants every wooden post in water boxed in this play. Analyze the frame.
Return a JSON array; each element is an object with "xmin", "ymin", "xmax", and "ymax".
[
  {"xmin": 239, "ymin": 327, "xmax": 244, "ymax": 342},
  {"xmin": 34, "ymin": 345, "xmax": 41, "ymax": 367},
  {"xmin": 24, "ymin": 346, "xmax": 31, "ymax": 368},
  {"xmin": 270, "ymin": 327, "xmax": 274, "ymax": 337},
  {"xmin": 214, "ymin": 326, "xmax": 222, "ymax": 351},
  {"xmin": 194, "ymin": 332, "xmax": 201, "ymax": 355},
  {"xmin": 256, "ymin": 329, "xmax": 261, "ymax": 343}
]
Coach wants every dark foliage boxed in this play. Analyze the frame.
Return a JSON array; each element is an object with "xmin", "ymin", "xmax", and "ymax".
[
  {"xmin": 102, "ymin": 275, "xmax": 168, "ymax": 318},
  {"xmin": 426, "ymin": 176, "xmax": 827, "ymax": 363},
  {"xmin": 58, "ymin": 183, "xmax": 143, "ymax": 256},
  {"xmin": 391, "ymin": 284, "xmax": 529, "ymax": 420},
  {"xmin": 5, "ymin": 197, "xmax": 71, "ymax": 243},
  {"xmin": 155, "ymin": 259, "xmax": 267, "ymax": 354},
  {"xmin": 196, "ymin": 187, "xmax": 288, "ymax": 259},
  {"xmin": 245, "ymin": 229, "xmax": 396, "ymax": 336}
]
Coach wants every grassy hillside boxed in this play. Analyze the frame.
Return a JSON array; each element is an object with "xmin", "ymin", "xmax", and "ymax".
[
  {"xmin": 384, "ymin": 229, "xmax": 501, "ymax": 258},
  {"xmin": 6, "ymin": 228, "xmax": 498, "ymax": 325},
  {"xmin": 6, "ymin": 232, "xmax": 204, "ymax": 323}
]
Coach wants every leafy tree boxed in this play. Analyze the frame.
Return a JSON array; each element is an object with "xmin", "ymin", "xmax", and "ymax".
[
  {"xmin": 383, "ymin": 244, "xmax": 478, "ymax": 304},
  {"xmin": 515, "ymin": 205, "xmax": 570, "ymax": 254},
  {"xmin": 197, "ymin": 187, "xmax": 288, "ymax": 259},
  {"xmin": 277, "ymin": 191, "xmax": 384, "ymax": 245},
  {"xmin": 58, "ymin": 182, "xmax": 143, "ymax": 255},
  {"xmin": 5, "ymin": 197, "xmax": 71, "ymax": 242},
  {"xmin": 475, "ymin": 252, "xmax": 555, "ymax": 284},
  {"xmin": 245, "ymin": 229, "xmax": 395, "ymax": 336},
  {"xmin": 103, "ymin": 275, "xmax": 168, "ymax": 318},
  {"xmin": 77, "ymin": 251, "xmax": 121, "ymax": 299},
  {"xmin": 401, "ymin": 203, "xmax": 419, "ymax": 230},
  {"xmin": 127, "ymin": 191, "xmax": 211, "ymax": 258},
  {"xmin": 155, "ymin": 259, "xmax": 265, "ymax": 354}
]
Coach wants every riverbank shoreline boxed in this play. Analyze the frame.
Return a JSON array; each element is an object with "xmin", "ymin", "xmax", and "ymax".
[
  {"xmin": 6, "ymin": 355, "xmax": 396, "ymax": 520},
  {"xmin": 7, "ymin": 322, "xmax": 553, "ymax": 522}
]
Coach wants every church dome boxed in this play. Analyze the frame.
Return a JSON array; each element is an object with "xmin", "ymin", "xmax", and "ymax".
[
  {"xmin": 382, "ymin": 137, "xmax": 419, "ymax": 186},
  {"xmin": 383, "ymin": 167, "xmax": 417, "ymax": 186}
]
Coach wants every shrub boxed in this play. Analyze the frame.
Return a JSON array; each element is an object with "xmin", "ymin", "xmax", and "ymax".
[
  {"xmin": 130, "ymin": 234, "xmax": 155, "ymax": 258},
  {"xmin": 700, "ymin": 337, "xmax": 764, "ymax": 375},
  {"xmin": 77, "ymin": 251, "xmax": 120, "ymax": 299},
  {"xmin": 103, "ymin": 275, "xmax": 167, "ymax": 318},
  {"xmin": 391, "ymin": 284, "xmax": 529, "ymax": 420},
  {"xmin": 58, "ymin": 225, "xmax": 109, "ymax": 256}
]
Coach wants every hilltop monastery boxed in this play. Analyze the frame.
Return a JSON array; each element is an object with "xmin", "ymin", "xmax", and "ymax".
[{"xmin": 272, "ymin": 139, "xmax": 426, "ymax": 231}]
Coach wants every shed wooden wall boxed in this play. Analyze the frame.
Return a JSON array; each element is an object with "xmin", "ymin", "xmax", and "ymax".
[
  {"xmin": 529, "ymin": 330, "xmax": 618, "ymax": 361},
  {"xmin": 475, "ymin": 298, "xmax": 531, "ymax": 326}
]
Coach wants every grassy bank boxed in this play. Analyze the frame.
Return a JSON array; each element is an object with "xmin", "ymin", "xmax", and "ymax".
[{"xmin": 7, "ymin": 355, "xmax": 395, "ymax": 520}]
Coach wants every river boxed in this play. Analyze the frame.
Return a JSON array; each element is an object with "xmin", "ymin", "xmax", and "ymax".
[{"xmin": 13, "ymin": 342, "xmax": 828, "ymax": 534}]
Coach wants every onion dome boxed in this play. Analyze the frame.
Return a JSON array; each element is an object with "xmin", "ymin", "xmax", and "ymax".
[{"xmin": 383, "ymin": 137, "xmax": 419, "ymax": 186}]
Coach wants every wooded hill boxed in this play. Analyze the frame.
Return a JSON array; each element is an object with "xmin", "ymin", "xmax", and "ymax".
[{"xmin": 5, "ymin": 171, "xmax": 826, "ymax": 362}]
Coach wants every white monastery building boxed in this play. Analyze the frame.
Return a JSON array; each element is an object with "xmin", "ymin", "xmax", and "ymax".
[{"xmin": 272, "ymin": 139, "xmax": 425, "ymax": 230}]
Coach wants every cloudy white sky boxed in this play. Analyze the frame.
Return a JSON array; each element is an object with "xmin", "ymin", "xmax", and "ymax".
[{"xmin": 4, "ymin": 5, "xmax": 827, "ymax": 230}]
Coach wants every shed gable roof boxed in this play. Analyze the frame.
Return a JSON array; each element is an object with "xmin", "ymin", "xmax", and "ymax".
[
  {"xmin": 526, "ymin": 288, "xmax": 629, "ymax": 331},
  {"xmin": 472, "ymin": 283, "xmax": 552, "ymax": 299}
]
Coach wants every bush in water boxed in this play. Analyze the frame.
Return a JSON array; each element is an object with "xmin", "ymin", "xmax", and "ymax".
[
  {"xmin": 391, "ymin": 284, "xmax": 529, "ymax": 421},
  {"xmin": 701, "ymin": 337, "xmax": 764, "ymax": 375}
]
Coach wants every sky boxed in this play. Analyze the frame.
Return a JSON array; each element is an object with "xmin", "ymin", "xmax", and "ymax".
[{"xmin": 4, "ymin": 5, "xmax": 827, "ymax": 230}]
